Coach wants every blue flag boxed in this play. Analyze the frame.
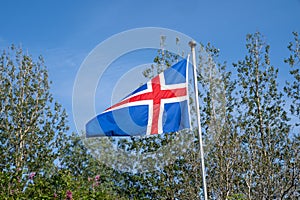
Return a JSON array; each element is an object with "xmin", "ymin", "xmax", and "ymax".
[{"xmin": 86, "ymin": 59, "xmax": 190, "ymax": 137}]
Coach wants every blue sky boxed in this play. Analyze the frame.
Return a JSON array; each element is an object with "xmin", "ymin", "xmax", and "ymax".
[{"xmin": 1, "ymin": 0, "xmax": 300, "ymax": 132}]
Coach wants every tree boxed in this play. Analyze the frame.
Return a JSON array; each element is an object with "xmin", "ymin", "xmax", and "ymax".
[
  {"xmin": 199, "ymin": 43, "xmax": 244, "ymax": 199},
  {"xmin": 0, "ymin": 45, "xmax": 69, "ymax": 194},
  {"xmin": 90, "ymin": 32, "xmax": 300, "ymax": 200},
  {"xmin": 233, "ymin": 32, "xmax": 297, "ymax": 199},
  {"xmin": 283, "ymin": 31, "xmax": 300, "ymax": 198},
  {"xmin": 0, "ymin": 45, "xmax": 120, "ymax": 199},
  {"xmin": 285, "ymin": 32, "xmax": 300, "ymax": 123},
  {"xmin": 101, "ymin": 33, "xmax": 300, "ymax": 200}
]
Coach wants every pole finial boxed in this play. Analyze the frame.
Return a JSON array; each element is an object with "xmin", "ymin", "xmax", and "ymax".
[{"xmin": 189, "ymin": 40, "xmax": 196, "ymax": 48}]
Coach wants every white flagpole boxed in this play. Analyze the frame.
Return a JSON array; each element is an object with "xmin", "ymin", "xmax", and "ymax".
[{"xmin": 189, "ymin": 40, "xmax": 208, "ymax": 200}]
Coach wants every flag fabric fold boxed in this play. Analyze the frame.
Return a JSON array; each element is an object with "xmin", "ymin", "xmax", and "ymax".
[{"xmin": 86, "ymin": 59, "xmax": 190, "ymax": 137}]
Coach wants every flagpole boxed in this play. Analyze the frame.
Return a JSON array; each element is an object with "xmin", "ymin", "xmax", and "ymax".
[{"xmin": 189, "ymin": 40, "xmax": 208, "ymax": 200}]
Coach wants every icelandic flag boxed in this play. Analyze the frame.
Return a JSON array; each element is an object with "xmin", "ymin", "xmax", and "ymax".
[{"xmin": 86, "ymin": 59, "xmax": 190, "ymax": 137}]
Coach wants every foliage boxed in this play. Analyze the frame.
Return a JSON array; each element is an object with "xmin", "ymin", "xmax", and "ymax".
[
  {"xmin": 0, "ymin": 46, "xmax": 120, "ymax": 199},
  {"xmin": 199, "ymin": 43, "xmax": 243, "ymax": 199},
  {"xmin": 285, "ymin": 32, "xmax": 300, "ymax": 123},
  {"xmin": 1, "ymin": 31, "xmax": 300, "ymax": 199},
  {"xmin": 112, "ymin": 33, "xmax": 300, "ymax": 199},
  {"xmin": 231, "ymin": 32, "xmax": 298, "ymax": 199},
  {"xmin": 0, "ymin": 45, "xmax": 68, "ymax": 173},
  {"xmin": 0, "ymin": 167, "xmax": 119, "ymax": 199}
]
